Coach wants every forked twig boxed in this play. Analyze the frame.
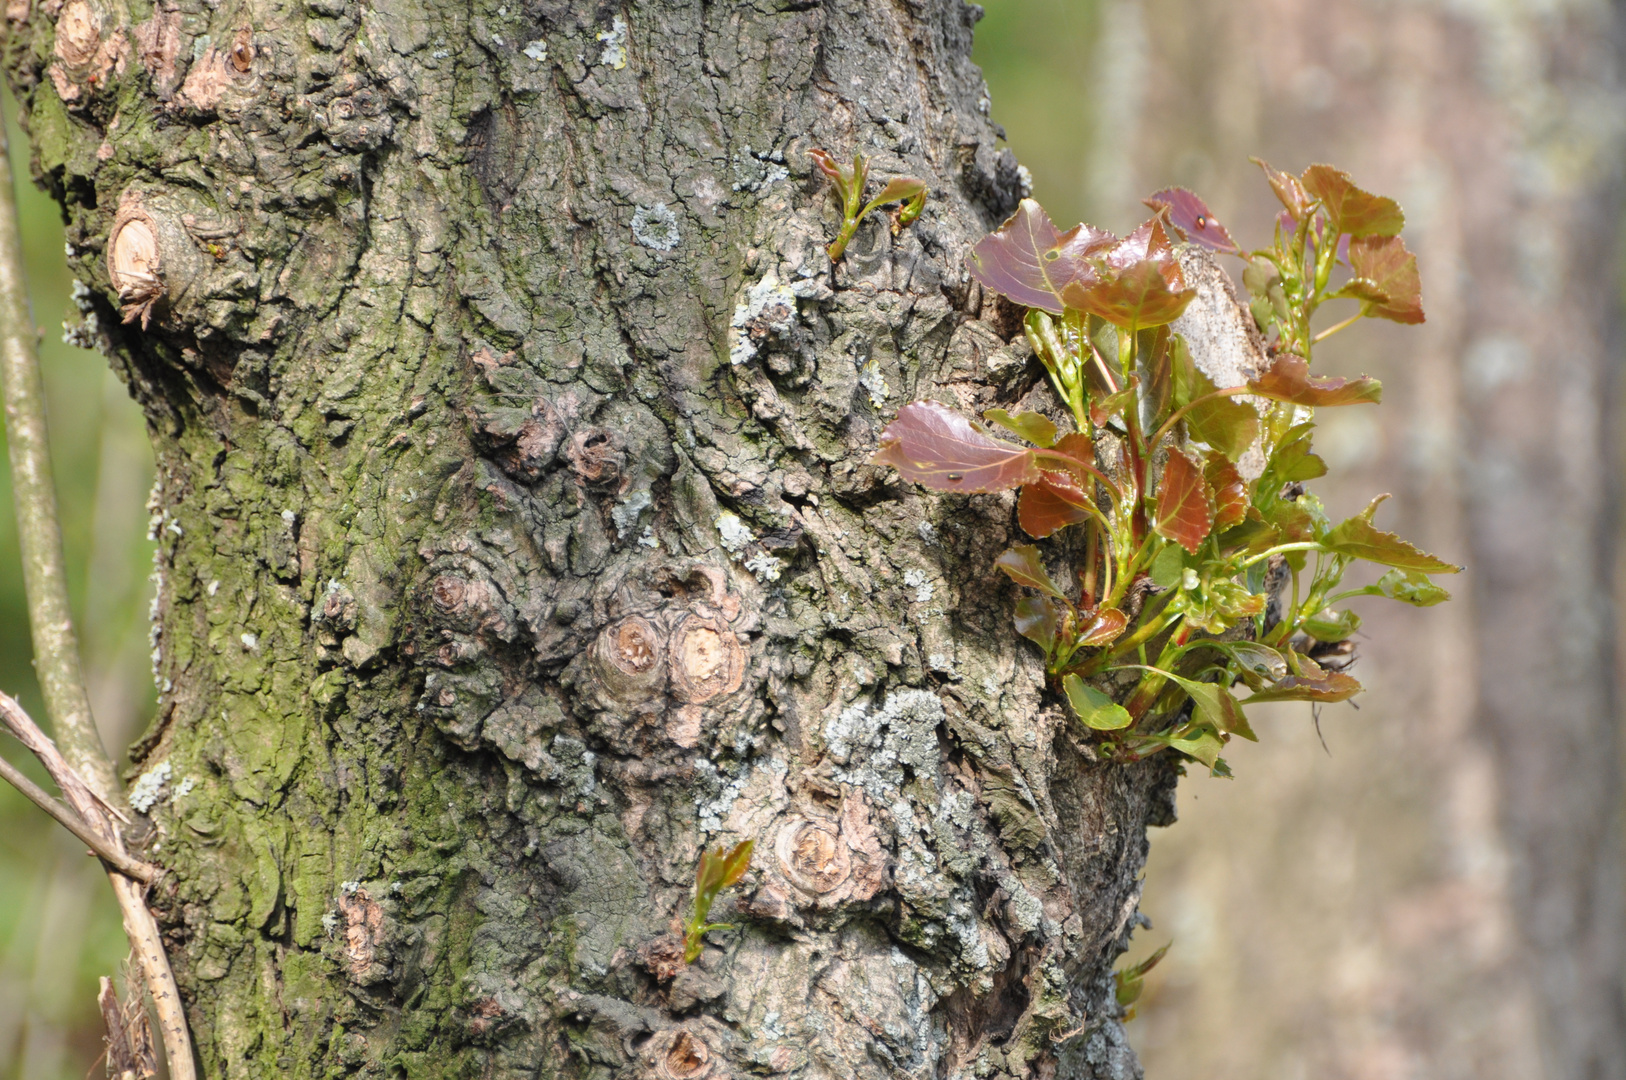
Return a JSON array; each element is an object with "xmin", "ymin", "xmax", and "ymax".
[
  {"xmin": 0, "ymin": 127, "xmax": 196, "ymax": 1079},
  {"xmin": 0, "ymin": 750, "xmax": 156, "ymax": 882}
]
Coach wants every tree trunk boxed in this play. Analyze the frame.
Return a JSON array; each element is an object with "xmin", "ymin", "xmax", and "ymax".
[{"xmin": 5, "ymin": 2, "xmax": 1179, "ymax": 1076}]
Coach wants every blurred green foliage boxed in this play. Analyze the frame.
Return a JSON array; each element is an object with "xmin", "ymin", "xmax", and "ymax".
[{"xmin": 0, "ymin": 91, "xmax": 156, "ymax": 1078}]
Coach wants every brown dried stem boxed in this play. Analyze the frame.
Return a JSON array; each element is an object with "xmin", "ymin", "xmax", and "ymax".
[
  {"xmin": 0, "ymin": 131, "xmax": 196, "ymax": 1079},
  {"xmin": 0, "ymin": 750, "xmax": 158, "ymax": 882}
]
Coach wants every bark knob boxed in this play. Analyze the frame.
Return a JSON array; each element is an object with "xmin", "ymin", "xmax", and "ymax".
[
  {"xmin": 655, "ymin": 1029, "xmax": 713, "ymax": 1080},
  {"xmin": 591, "ymin": 616, "xmax": 667, "ymax": 702},
  {"xmin": 669, "ymin": 615, "xmax": 744, "ymax": 704},
  {"xmin": 775, "ymin": 818, "xmax": 850, "ymax": 895}
]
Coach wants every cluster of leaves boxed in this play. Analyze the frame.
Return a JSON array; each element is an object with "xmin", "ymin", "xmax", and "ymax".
[
  {"xmin": 683, "ymin": 839, "xmax": 753, "ymax": 963},
  {"xmin": 873, "ymin": 161, "xmax": 1457, "ymax": 775},
  {"xmin": 811, "ymin": 148, "xmax": 926, "ymax": 261}
]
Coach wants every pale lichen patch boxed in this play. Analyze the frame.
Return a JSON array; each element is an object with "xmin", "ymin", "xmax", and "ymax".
[
  {"xmin": 129, "ymin": 760, "xmax": 172, "ymax": 812},
  {"xmin": 595, "ymin": 15, "xmax": 627, "ymax": 69},
  {"xmin": 632, "ymin": 203, "xmax": 680, "ymax": 251},
  {"xmin": 729, "ymin": 274, "xmax": 799, "ymax": 366}
]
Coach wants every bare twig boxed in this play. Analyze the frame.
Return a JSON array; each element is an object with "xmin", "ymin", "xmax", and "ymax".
[
  {"xmin": 0, "ymin": 132, "xmax": 196, "ymax": 1079},
  {"xmin": 0, "ymin": 693, "xmax": 193, "ymax": 1076},
  {"xmin": 0, "ymin": 148, "xmax": 117, "ymax": 804},
  {"xmin": 0, "ymin": 751, "xmax": 157, "ymax": 882}
]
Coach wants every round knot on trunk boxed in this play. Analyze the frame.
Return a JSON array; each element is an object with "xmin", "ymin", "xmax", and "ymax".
[
  {"xmin": 54, "ymin": 0, "xmax": 103, "ymax": 67},
  {"xmin": 108, "ymin": 204, "xmax": 164, "ymax": 329},
  {"xmin": 430, "ymin": 575, "xmax": 468, "ymax": 614},
  {"xmin": 567, "ymin": 427, "xmax": 625, "ymax": 487},
  {"xmin": 591, "ymin": 616, "xmax": 666, "ymax": 702},
  {"xmin": 654, "ymin": 1030, "xmax": 713, "ymax": 1080},
  {"xmin": 669, "ymin": 615, "xmax": 744, "ymax": 704},
  {"xmin": 775, "ymin": 818, "xmax": 850, "ymax": 895}
]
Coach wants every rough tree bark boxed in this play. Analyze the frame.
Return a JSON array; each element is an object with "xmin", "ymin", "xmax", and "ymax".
[{"xmin": 4, "ymin": 2, "xmax": 1192, "ymax": 1076}]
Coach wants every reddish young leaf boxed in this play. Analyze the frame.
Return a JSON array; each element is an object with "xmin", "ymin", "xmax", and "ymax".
[
  {"xmin": 1322, "ymin": 495, "xmax": 1461, "ymax": 573},
  {"xmin": 1098, "ymin": 215, "xmax": 1179, "ymax": 276},
  {"xmin": 1032, "ymin": 432, "xmax": 1118, "ymax": 494},
  {"xmin": 1062, "ymin": 259, "xmax": 1196, "ymax": 332},
  {"xmin": 1152, "ymin": 450, "xmax": 1214, "ymax": 554},
  {"xmin": 1248, "ymin": 355, "xmax": 1382, "ymax": 407},
  {"xmin": 1014, "ymin": 595, "xmax": 1062, "ymax": 655},
  {"xmin": 1143, "ymin": 187, "xmax": 1240, "ymax": 254},
  {"xmin": 983, "ymin": 408, "xmax": 1058, "ymax": 448},
  {"xmin": 1019, "ymin": 474, "xmax": 1097, "ymax": 538},
  {"xmin": 808, "ymin": 148, "xmax": 850, "ymax": 198},
  {"xmin": 1205, "ymin": 455, "xmax": 1248, "ymax": 531},
  {"xmin": 1300, "ymin": 164, "xmax": 1405, "ymax": 238},
  {"xmin": 1088, "ymin": 382, "xmax": 1138, "ymax": 428},
  {"xmin": 995, "ymin": 544, "xmax": 1067, "ymax": 599},
  {"xmin": 1253, "ymin": 157, "xmax": 1313, "ymax": 220},
  {"xmin": 873, "ymin": 401, "xmax": 1040, "ymax": 492},
  {"xmin": 967, "ymin": 199, "xmax": 1112, "ymax": 314},
  {"xmin": 1077, "ymin": 606, "xmax": 1128, "ymax": 647},
  {"xmin": 1245, "ymin": 656, "xmax": 1363, "ymax": 704},
  {"xmin": 1347, "ymin": 234, "xmax": 1424, "ymax": 324}
]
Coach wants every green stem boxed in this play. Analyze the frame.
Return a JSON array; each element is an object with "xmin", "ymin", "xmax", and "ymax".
[
  {"xmin": 1238, "ymin": 541, "xmax": 1325, "ymax": 570},
  {"xmin": 1312, "ymin": 308, "xmax": 1364, "ymax": 345}
]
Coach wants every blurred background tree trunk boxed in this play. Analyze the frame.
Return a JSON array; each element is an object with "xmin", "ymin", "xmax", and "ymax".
[{"xmin": 981, "ymin": 0, "xmax": 1626, "ymax": 1076}]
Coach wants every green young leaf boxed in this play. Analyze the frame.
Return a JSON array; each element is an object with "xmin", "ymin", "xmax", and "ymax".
[
  {"xmin": 1300, "ymin": 164, "xmax": 1405, "ymax": 238},
  {"xmin": 1322, "ymin": 495, "xmax": 1462, "ymax": 573},
  {"xmin": 1268, "ymin": 430, "xmax": 1328, "ymax": 484},
  {"xmin": 1347, "ymin": 234, "xmax": 1424, "ymax": 324},
  {"xmin": 1166, "ymin": 726, "xmax": 1225, "ymax": 768},
  {"xmin": 996, "ymin": 545, "xmax": 1067, "ymax": 599},
  {"xmin": 1090, "ymin": 381, "xmax": 1139, "ymax": 428},
  {"xmin": 1303, "ymin": 607, "xmax": 1361, "ymax": 642},
  {"xmin": 1115, "ymin": 943, "xmax": 1171, "ymax": 1007},
  {"xmin": 1149, "ymin": 543, "xmax": 1185, "ymax": 588},
  {"xmin": 1014, "ymin": 595, "xmax": 1062, "ymax": 656},
  {"xmin": 1141, "ymin": 666, "xmax": 1256, "ymax": 741},
  {"xmin": 967, "ymin": 199, "xmax": 1113, "ymax": 314},
  {"xmin": 1217, "ymin": 510, "xmax": 1278, "ymax": 556},
  {"xmin": 1064, "ymin": 675, "xmax": 1133, "ymax": 730},
  {"xmin": 1152, "ymin": 450, "xmax": 1214, "ymax": 555},
  {"xmin": 1212, "ymin": 641, "xmax": 1289, "ymax": 684},
  {"xmin": 867, "ymin": 176, "xmax": 927, "ymax": 209},
  {"xmin": 1368, "ymin": 568, "xmax": 1452, "ymax": 607},
  {"xmin": 686, "ymin": 839, "xmax": 754, "ymax": 963},
  {"xmin": 1249, "ymin": 355, "xmax": 1382, "ymax": 407},
  {"xmin": 873, "ymin": 401, "xmax": 1041, "ymax": 493},
  {"xmin": 983, "ymin": 408, "xmax": 1058, "ymax": 448},
  {"xmin": 1171, "ymin": 339, "xmax": 1259, "ymax": 461}
]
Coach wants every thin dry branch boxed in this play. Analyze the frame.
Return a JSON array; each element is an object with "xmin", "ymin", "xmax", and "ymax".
[{"xmin": 0, "ymin": 750, "xmax": 157, "ymax": 882}]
